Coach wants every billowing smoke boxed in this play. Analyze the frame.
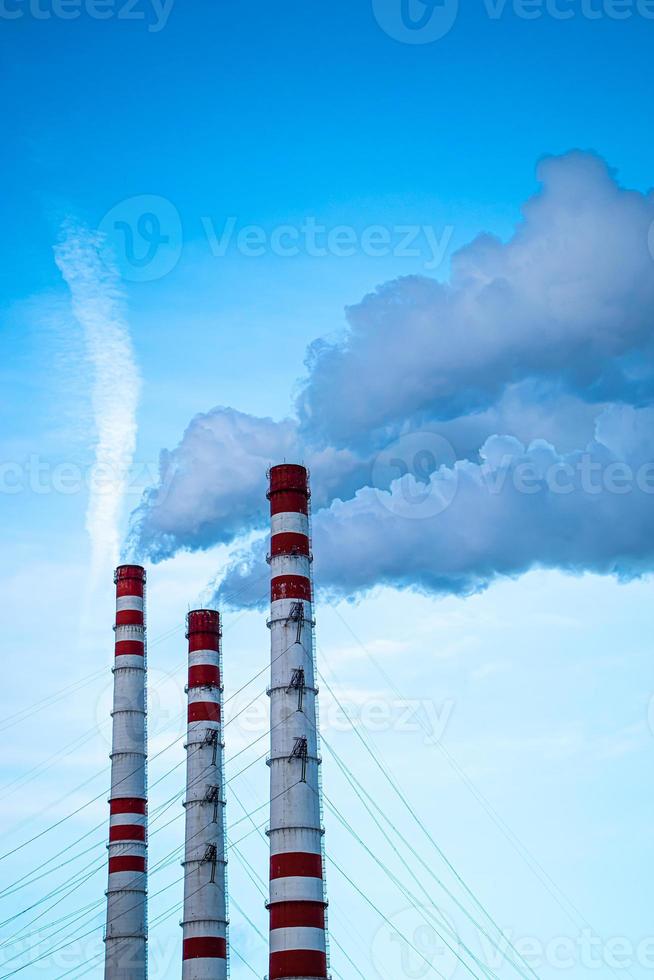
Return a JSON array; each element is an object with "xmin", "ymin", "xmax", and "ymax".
[
  {"xmin": 216, "ymin": 405, "xmax": 654, "ymax": 608},
  {"xmin": 126, "ymin": 408, "xmax": 370, "ymax": 561},
  {"xmin": 55, "ymin": 223, "xmax": 140, "ymax": 580},
  {"xmin": 127, "ymin": 381, "xmax": 606, "ymax": 562},
  {"xmin": 128, "ymin": 151, "xmax": 654, "ymax": 605},
  {"xmin": 298, "ymin": 151, "xmax": 654, "ymax": 446}
]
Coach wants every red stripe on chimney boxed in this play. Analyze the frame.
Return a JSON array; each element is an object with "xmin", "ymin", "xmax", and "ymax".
[
  {"xmin": 109, "ymin": 824, "xmax": 146, "ymax": 843},
  {"xmin": 108, "ymin": 855, "xmax": 146, "ymax": 874},
  {"xmin": 269, "ymin": 490, "xmax": 308, "ymax": 516},
  {"xmin": 114, "ymin": 565, "xmax": 145, "ymax": 597},
  {"xmin": 270, "ymin": 852, "xmax": 323, "ymax": 880},
  {"xmin": 110, "ymin": 797, "xmax": 147, "ymax": 815},
  {"xmin": 115, "ymin": 609, "xmax": 144, "ymax": 627},
  {"xmin": 115, "ymin": 639, "xmax": 144, "ymax": 657},
  {"xmin": 271, "ymin": 575, "xmax": 312, "ymax": 602},
  {"xmin": 269, "ymin": 949, "xmax": 327, "ymax": 979},
  {"xmin": 270, "ymin": 532, "xmax": 310, "ymax": 557},
  {"xmin": 188, "ymin": 701, "xmax": 221, "ymax": 723},
  {"xmin": 182, "ymin": 937, "xmax": 227, "ymax": 960},
  {"xmin": 270, "ymin": 901, "xmax": 326, "ymax": 930},
  {"xmin": 188, "ymin": 664, "xmax": 220, "ymax": 688}
]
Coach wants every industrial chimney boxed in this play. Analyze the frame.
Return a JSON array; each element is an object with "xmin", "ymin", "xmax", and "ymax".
[
  {"xmin": 181, "ymin": 609, "xmax": 228, "ymax": 980},
  {"xmin": 267, "ymin": 464, "xmax": 329, "ymax": 980},
  {"xmin": 104, "ymin": 565, "xmax": 148, "ymax": 980}
]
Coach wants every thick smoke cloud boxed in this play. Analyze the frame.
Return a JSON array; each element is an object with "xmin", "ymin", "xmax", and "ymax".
[
  {"xmin": 129, "ymin": 382, "xmax": 603, "ymax": 561},
  {"xmin": 216, "ymin": 406, "xmax": 654, "ymax": 609},
  {"xmin": 126, "ymin": 408, "xmax": 369, "ymax": 560},
  {"xmin": 298, "ymin": 152, "xmax": 654, "ymax": 446},
  {"xmin": 129, "ymin": 151, "xmax": 654, "ymax": 604},
  {"xmin": 127, "ymin": 409, "xmax": 296, "ymax": 561}
]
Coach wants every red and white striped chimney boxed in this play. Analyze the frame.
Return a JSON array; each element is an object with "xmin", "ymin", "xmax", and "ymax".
[
  {"xmin": 104, "ymin": 565, "xmax": 148, "ymax": 980},
  {"xmin": 267, "ymin": 464, "xmax": 329, "ymax": 980},
  {"xmin": 181, "ymin": 609, "xmax": 228, "ymax": 980}
]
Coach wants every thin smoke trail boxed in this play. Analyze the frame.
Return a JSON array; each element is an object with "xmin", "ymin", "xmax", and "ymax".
[{"xmin": 54, "ymin": 222, "xmax": 140, "ymax": 582}]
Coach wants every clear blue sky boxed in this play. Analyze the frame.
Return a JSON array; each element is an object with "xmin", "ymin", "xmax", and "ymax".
[{"xmin": 1, "ymin": 2, "xmax": 654, "ymax": 978}]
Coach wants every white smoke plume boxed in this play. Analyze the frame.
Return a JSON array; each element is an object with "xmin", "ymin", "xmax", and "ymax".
[
  {"xmin": 55, "ymin": 223, "xmax": 140, "ymax": 580},
  {"xmin": 298, "ymin": 151, "xmax": 654, "ymax": 446},
  {"xmin": 216, "ymin": 405, "xmax": 654, "ymax": 608},
  {"xmin": 127, "ymin": 151, "xmax": 654, "ymax": 607},
  {"xmin": 126, "ymin": 407, "xmax": 371, "ymax": 561}
]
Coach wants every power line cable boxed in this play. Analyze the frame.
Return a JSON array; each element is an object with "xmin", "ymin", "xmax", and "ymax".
[
  {"xmin": 322, "ymin": 787, "xmax": 494, "ymax": 980},
  {"xmin": 1, "ymin": 777, "xmax": 303, "ymax": 979},
  {"xmin": 328, "ymin": 854, "xmax": 462, "ymax": 980},
  {"xmin": 320, "ymin": 730, "xmax": 538, "ymax": 980},
  {"xmin": 317, "ymin": 653, "xmax": 542, "ymax": 980},
  {"xmin": 326, "ymin": 603, "xmax": 629, "ymax": 979}
]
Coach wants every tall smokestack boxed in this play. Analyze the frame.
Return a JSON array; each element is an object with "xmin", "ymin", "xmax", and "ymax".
[
  {"xmin": 105, "ymin": 565, "xmax": 148, "ymax": 980},
  {"xmin": 181, "ymin": 609, "xmax": 228, "ymax": 980},
  {"xmin": 267, "ymin": 464, "xmax": 329, "ymax": 980}
]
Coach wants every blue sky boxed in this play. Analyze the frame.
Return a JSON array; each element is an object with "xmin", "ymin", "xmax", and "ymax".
[{"xmin": 1, "ymin": 1, "xmax": 654, "ymax": 978}]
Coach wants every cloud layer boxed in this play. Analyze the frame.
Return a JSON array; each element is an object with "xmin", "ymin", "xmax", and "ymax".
[{"xmin": 128, "ymin": 151, "xmax": 654, "ymax": 606}]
